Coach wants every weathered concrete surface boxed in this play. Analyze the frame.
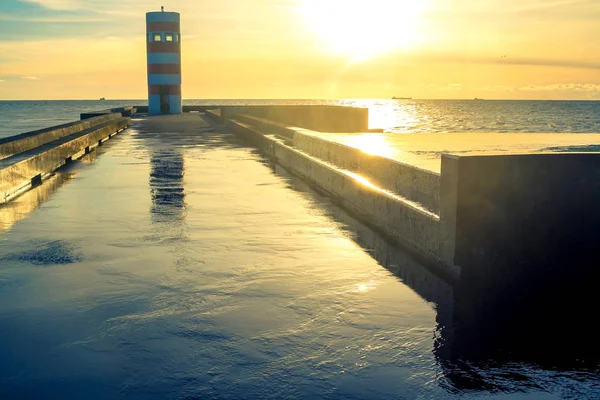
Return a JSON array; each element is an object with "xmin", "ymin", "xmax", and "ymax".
[
  {"xmin": 80, "ymin": 106, "xmax": 136, "ymax": 120},
  {"xmin": 440, "ymin": 153, "xmax": 600, "ymax": 284},
  {"xmin": 0, "ymin": 114, "xmax": 122, "ymax": 161},
  {"xmin": 438, "ymin": 156, "xmax": 459, "ymax": 277},
  {"xmin": 227, "ymin": 118, "xmax": 443, "ymax": 272},
  {"xmin": 205, "ymin": 109, "xmax": 222, "ymax": 123},
  {"xmin": 0, "ymin": 117, "xmax": 130, "ymax": 204}
]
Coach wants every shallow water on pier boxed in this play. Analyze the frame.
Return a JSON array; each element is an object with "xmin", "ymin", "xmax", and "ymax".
[{"xmin": 0, "ymin": 115, "xmax": 598, "ymax": 399}]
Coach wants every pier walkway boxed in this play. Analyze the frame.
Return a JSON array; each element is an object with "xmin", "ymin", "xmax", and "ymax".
[
  {"xmin": 0, "ymin": 113, "xmax": 598, "ymax": 398},
  {"xmin": 0, "ymin": 114, "xmax": 446, "ymax": 398}
]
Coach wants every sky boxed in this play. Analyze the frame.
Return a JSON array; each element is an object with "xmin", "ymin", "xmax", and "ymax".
[{"xmin": 0, "ymin": 0, "xmax": 599, "ymax": 100}]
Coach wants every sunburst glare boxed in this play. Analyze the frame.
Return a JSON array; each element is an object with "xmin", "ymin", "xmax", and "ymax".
[
  {"xmin": 344, "ymin": 134, "xmax": 397, "ymax": 158},
  {"xmin": 296, "ymin": 0, "xmax": 430, "ymax": 62}
]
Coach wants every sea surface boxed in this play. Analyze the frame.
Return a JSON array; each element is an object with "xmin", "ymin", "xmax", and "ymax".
[
  {"xmin": 1, "ymin": 99, "xmax": 600, "ymax": 139},
  {"xmin": 0, "ymin": 102, "xmax": 599, "ymax": 399}
]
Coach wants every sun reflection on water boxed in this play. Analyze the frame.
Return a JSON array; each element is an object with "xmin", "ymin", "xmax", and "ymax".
[
  {"xmin": 343, "ymin": 134, "xmax": 397, "ymax": 158},
  {"xmin": 333, "ymin": 99, "xmax": 420, "ymax": 132},
  {"xmin": 354, "ymin": 280, "xmax": 377, "ymax": 293}
]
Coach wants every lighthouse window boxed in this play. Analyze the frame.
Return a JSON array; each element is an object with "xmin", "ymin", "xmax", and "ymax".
[
  {"xmin": 174, "ymin": 33, "xmax": 179, "ymax": 42},
  {"xmin": 165, "ymin": 33, "xmax": 174, "ymax": 42},
  {"xmin": 153, "ymin": 33, "xmax": 162, "ymax": 42}
]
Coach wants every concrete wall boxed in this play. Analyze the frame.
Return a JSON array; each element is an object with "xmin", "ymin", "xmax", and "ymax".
[
  {"xmin": 0, "ymin": 113, "xmax": 122, "ymax": 161},
  {"xmin": 0, "ymin": 117, "xmax": 130, "ymax": 204},
  {"xmin": 80, "ymin": 106, "xmax": 136, "ymax": 120},
  {"xmin": 233, "ymin": 113, "xmax": 440, "ymax": 213},
  {"xmin": 440, "ymin": 153, "xmax": 600, "ymax": 284},
  {"xmin": 222, "ymin": 106, "xmax": 369, "ymax": 133},
  {"xmin": 227, "ymin": 118, "xmax": 442, "ymax": 268}
]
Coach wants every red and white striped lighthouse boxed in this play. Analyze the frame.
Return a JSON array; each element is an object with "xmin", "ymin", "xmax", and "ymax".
[{"xmin": 146, "ymin": 8, "xmax": 182, "ymax": 114}]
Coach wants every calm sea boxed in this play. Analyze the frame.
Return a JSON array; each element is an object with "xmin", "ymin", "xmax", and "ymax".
[{"xmin": 1, "ymin": 99, "xmax": 600, "ymax": 139}]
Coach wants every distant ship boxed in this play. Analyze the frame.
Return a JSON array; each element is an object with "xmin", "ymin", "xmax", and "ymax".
[
  {"xmin": 99, "ymin": 97, "xmax": 106, "ymax": 101},
  {"xmin": 474, "ymin": 98, "xmax": 484, "ymax": 101},
  {"xmin": 392, "ymin": 96, "xmax": 412, "ymax": 100}
]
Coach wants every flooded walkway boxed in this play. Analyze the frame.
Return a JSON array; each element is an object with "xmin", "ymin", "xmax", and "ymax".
[{"xmin": 0, "ymin": 114, "xmax": 597, "ymax": 399}]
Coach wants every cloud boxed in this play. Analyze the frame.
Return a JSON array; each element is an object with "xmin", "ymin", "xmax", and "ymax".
[
  {"xmin": 496, "ymin": 58, "xmax": 600, "ymax": 71},
  {"xmin": 21, "ymin": 76, "xmax": 41, "ymax": 80},
  {"xmin": 481, "ymin": 85, "xmax": 515, "ymax": 92},
  {"xmin": 416, "ymin": 52, "xmax": 600, "ymax": 71},
  {"xmin": 18, "ymin": 0, "xmax": 81, "ymax": 10},
  {"xmin": 519, "ymin": 83, "xmax": 600, "ymax": 92},
  {"xmin": 433, "ymin": 83, "xmax": 464, "ymax": 91},
  {"xmin": 0, "ymin": 80, "xmax": 4, "ymax": 83},
  {"xmin": 0, "ymin": 15, "xmax": 106, "ymax": 23}
]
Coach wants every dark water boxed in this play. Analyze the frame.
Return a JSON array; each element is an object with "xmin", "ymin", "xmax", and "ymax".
[
  {"xmin": 1, "ymin": 99, "xmax": 600, "ymax": 139},
  {"xmin": 0, "ymin": 114, "xmax": 598, "ymax": 399}
]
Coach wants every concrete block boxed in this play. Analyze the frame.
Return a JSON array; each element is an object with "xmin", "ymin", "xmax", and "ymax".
[{"xmin": 440, "ymin": 153, "xmax": 600, "ymax": 287}]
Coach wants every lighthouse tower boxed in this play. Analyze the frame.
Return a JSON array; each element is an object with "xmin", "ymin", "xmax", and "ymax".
[{"xmin": 146, "ymin": 8, "xmax": 182, "ymax": 114}]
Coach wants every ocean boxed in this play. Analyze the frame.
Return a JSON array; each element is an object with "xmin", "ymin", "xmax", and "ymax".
[
  {"xmin": 1, "ymin": 100, "xmax": 599, "ymax": 399},
  {"xmin": 1, "ymin": 99, "xmax": 600, "ymax": 139}
]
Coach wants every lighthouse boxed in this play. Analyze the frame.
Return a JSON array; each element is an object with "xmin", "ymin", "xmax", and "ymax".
[{"xmin": 146, "ymin": 8, "xmax": 182, "ymax": 114}]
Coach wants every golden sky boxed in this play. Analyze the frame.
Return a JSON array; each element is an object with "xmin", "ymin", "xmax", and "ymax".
[{"xmin": 0, "ymin": 0, "xmax": 599, "ymax": 100}]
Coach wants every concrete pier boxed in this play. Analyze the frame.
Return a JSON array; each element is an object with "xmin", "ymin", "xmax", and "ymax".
[
  {"xmin": 2, "ymin": 109, "xmax": 598, "ymax": 398},
  {"xmin": 2, "ymin": 104, "xmax": 599, "ymax": 296}
]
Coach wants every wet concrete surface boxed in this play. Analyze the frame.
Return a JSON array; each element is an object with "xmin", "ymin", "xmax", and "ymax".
[{"xmin": 0, "ymin": 114, "xmax": 598, "ymax": 399}]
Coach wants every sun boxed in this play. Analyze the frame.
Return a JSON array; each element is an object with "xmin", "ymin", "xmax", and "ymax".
[{"xmin": 297, "ymin": 0, "xmax": 429, "ymax": 62}]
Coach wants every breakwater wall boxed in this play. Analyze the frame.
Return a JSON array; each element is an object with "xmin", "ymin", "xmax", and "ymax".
[
  {"xmin": 135, "ymin": 105, "xmax": 369, "ymax": 132},
  {"xmin": 1, "ymin": 112, "xmax": 131, "ymax": 204},
  {"xmin": 1, "ymin": 114, "xmax": 122, "ymax": 161},
  {"xmin": 80, "ymin": 106, "xmax": 137, "ymax": 120},
  {"xmin": 220, "ymin": 106, "xmax": 369, "ymax": 132},
  {"xmin": 207, "ymin": 106, "xmax": 600, "ymax": 286}
]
